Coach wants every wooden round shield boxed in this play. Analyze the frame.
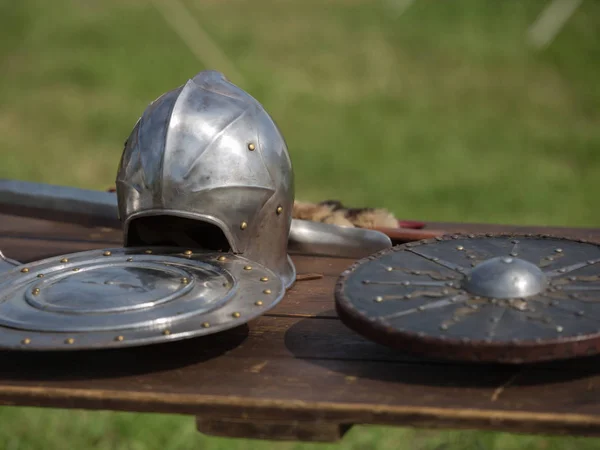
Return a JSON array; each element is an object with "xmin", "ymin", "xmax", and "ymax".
[{"xmin": 335, "ymin": 233, "xmax": 600, "ymax": 364}]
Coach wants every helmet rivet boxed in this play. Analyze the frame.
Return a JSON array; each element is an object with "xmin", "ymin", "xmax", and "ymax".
[
  {"xmin": 217, "ymin": 256, "xmax": 226, "ymax": 261},
  {"xmin": 180, "ymin": 277, "xmax": 189, "ymax": 284},
  {"xmin": 255, "ymin": 300, "xmax": 264, "ymax": 306},
  {"xmin": 276, "ymin": 206, "xmax": 283, "ymax": 215},
  {"xmin": 20, "ymin": 268, "xmax": 29, "ymax": 273},
  {"xmin": 60, "ymin": 258, "xmax": 69, "ymax": 263},
  {"xmin": 244, "ymin": 265, "xmax": 252, "ymax": 271},
  {"xmin": 103, "ymin": 251, "xmax": 112, "ymax": 256},
  {"xmin": 232, "ymin": 312, "xmax": 241, "ymax": 318},
  {"xmin": 162, "ymin": 329, "xmax": 171, "ymax": 336},
  {"xmin": 184, "ymin": 250, "xmax": 192, "ymax": 256},
  {"xmin": 65, "ymin": 338, "xmax": 75, "ymax": 345},
  {"xmin": 115, "ymin": 335, "xmax": 124, "ymax": 342},
  {"xmin": 21, "ymin": 338, "xmax": 31, "ymax": 345},
  {"xmin": 240, "ymin": 221, "xmax": 248, "ymax": 230},
  {"xmin": 263, "ymin": 289, "xmax": 272, "ymax": 294},
  {"xmin": 145, "ymin": 250, "xmax": 153, "ymax": 254},
  {"xmin": 202, "ymin": 322, "xmax": 210, "ymax": 328},
  {"xmin": 248, "ymin": 143, "xmax": 255, "ymax": 151},
  {"xmin": 260, "ymin": 277, "xmax": 269, "ymax": 282}
]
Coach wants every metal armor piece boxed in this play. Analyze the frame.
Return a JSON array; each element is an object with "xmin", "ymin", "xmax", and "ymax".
[
  {"xmin": 116, "ymin": 70, "xmax": 296, "ymax": 288},
  {"xmin": 0, "ymin": 247, "xmax": 284, "ymax": 350},
  {"xmin": 0, "ymin": 251, "xmax": 19, "ymax": 273},
  {"xmin": 336, "ymin": 234, "xmax": 600, "ymax": 364}
]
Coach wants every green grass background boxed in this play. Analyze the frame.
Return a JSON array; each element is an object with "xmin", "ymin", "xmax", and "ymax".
[{"xmin": 0, "ymin": 0, "xmax": 599, "ymax": 448}]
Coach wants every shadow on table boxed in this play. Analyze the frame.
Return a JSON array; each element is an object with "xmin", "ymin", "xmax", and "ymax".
[
  {"xmin": 283, "ymin": 310, "xmax": 600, "ymax": 388},
  {"xmin": 0, "ymin": 324, "xmax": 249, "ymax": 381}
]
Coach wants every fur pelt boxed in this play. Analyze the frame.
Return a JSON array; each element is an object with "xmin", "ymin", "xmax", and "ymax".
[{"xmin": 293, "ymin": 200, "xmax": 398, "ymax": 228}]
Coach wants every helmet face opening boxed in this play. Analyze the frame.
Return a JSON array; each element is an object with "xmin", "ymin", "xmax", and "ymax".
[{"xmin": 126, "ymin": 216, "xmax": 232, "ymax": 253}]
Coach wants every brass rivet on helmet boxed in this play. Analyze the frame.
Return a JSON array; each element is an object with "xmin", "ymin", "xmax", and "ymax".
[
  {"xmin": 248, "ymin": 143, "xmax": 255, "ymax": 151},
  {"xmin": 276, "ymin": 206, "xmax": 283, "ymax": 215},
  {"xmin": 240, "ymin": 221, "xmax": 248, "ymax": 230},
  {"xmin": 103, "ymin": 251, "xmax": 112, "ymax": 256},
  {"xmin": 232, "ymin": 312, "xmax": 241, "ymax": 318}
]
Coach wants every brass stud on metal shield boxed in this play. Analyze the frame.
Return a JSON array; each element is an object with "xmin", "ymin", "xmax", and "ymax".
[
  {"xmin": 145, "ymin": 249, "xmax": 153, "ymax": 254},
  {"xmin": 240, "ymin": 221, "xmax": 248, "ymax": 230},
  {"xmin": 103, "ymin": 251, "xmax": 112, "ymax": 256},
  {"xmin": 162, "ymin": 329, "xmax": 171, "ymax": 336},
  {"xmin": 32, "ymin": 288, "xmax": 40, "ymax": 295},
  {"xmin": 232, "ymin": 312, "xmax": 241, "ymax": 318},
  {"xmin": 21, "ymin": 338, "xmax": 31, "ymax": 345},
  {"xmin": 255, "ymin": 300, "xmax": 263, "ymax": 306},
  {"xmin": 20, "ymin": 268, "xmax": 29, "ymax": 273},
  {"xmin": 260, "ymin": 277, "xmax": 269, "ymax": 282},
  {"xmin": 248, "ymin": 143, "xmax": 255, "ymax": 151},
  {"xmin": 276, "ymin": 206, "xmax": 283, "ymax": 215},
  {"xmin": 263, "ymin": 289, "xmax": 272, "ymax": 294},
  {"xmin": 60, "ymin": 258, "xmax": 68, "ymax": 263},
  {"xmin": 184, "ymin": 250, "xmax": 192, "ymax": 256},
  {"xmin": 244, "ymin": 265, "xmax": 252, "ymax": 271},
  {"xmin": 65, "ymin": 338, "xmax": 75, "ymax": 345},
  {"xmin": 217, "ymin": 256, "xmax": 226, "ymax": 261},
  {"xmin": 202, "ymin": 322, "xmax": 210, "ymax": 328},
  {"xmin": 115, "ymin": 335, "xmax": 124, "ymax": 342}
]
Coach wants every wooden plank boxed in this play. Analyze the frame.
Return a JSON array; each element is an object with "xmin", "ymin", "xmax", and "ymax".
[
  {"xmin": 1, "ymin": 214, "xmax": 600, "ymax": 440},
  {"xmin": 0, "ymin": 214, "xmax": 120, "ymax": 243},
  {"xmin": 196, "ymin": 417, "xmax": 351, "ymax": 442}
]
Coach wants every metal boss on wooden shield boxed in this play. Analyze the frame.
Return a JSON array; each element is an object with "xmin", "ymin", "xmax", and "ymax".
[
  {"xmin": 0, "ymin": 247, "xmax": 284, "ymax": 350},
  {"xmin": 335, "ymin": 234, "xmax": 600, "ymax": 363}
]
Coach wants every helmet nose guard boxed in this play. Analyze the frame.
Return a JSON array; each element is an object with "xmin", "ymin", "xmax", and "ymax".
[{"xmin": 116, "ymin": 70, "xmax": 296, "ymax": 289}]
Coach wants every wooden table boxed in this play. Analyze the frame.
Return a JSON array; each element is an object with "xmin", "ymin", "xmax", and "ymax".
[{"xmin": 1, "ymin": 213, "xmax": 600, "ymax": 442}]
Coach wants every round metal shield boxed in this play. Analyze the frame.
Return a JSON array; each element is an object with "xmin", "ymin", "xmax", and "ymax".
[
  {"xmin": 335, "ymin": 233, "xmax": 600, "ymax": 364},
  {"xmin": 0, "ymin": 247, "xmax": 284, "ymax": 350}
]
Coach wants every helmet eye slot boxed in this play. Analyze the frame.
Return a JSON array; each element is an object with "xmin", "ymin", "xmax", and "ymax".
[{"xmin": 127, "ymin": 216, "xmax": 231, "ymax": 252}]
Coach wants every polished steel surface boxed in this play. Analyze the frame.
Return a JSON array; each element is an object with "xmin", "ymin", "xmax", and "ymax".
[
  {"xmin": 0, "ymin": 251, "xmax": 19, "ymax": 273},
  {"xmin": 462, "ymin": 256, "xmax": 548, "ymax": 299},
  {"xmin": 289, "ymin": 219, "xmax": 391, "ymax": 259},
  {"xmin": 0, "ymin": 179, "xmax": 391, "ymax": 259},
  {"xmin": 336, "ymin": 234, "xmax": 600, "ymax": 363},
  {"xmin": 0, "ymin": 179, "xmax": 120, "ymax": 228},
  {"xmin": 117, "ymin": 70, "xmax": 296, "ymax": 288},
  {"xmin": 0, "ymin": 247, "xmax": 284, "ymax": 350}
]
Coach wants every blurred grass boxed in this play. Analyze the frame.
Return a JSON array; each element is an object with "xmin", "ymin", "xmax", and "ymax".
[{"xmin": 0, "ymin": 0, "xmax": 599, "ymax": 448}]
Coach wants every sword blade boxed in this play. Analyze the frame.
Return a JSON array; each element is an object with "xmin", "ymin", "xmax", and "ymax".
[
  {"xmin": 0, "ymin": 179, "xmax": 392, "ymax": 259},
  {"xmin": 0, "ymin": 179, "xmax": 120, "ymax": 229}
]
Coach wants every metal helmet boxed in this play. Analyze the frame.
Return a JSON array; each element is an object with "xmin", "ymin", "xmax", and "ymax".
[{"xmin": 116, "ymin": 70, "xmax": 296, "ymax": 288}]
